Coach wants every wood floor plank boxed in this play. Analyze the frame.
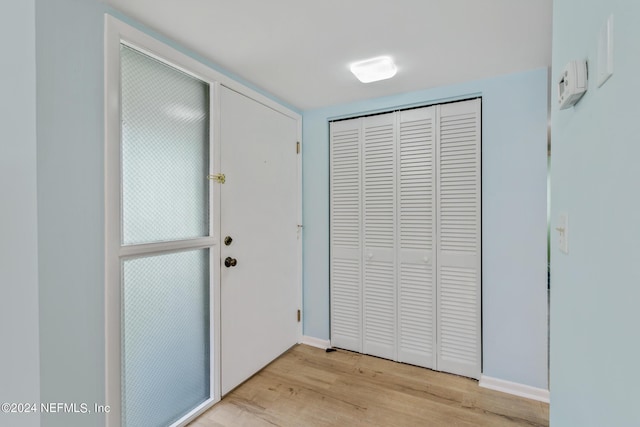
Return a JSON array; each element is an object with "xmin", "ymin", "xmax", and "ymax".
[{"xmin": 190, "ymin": 345, "xmax": 548, "ymax": 427}]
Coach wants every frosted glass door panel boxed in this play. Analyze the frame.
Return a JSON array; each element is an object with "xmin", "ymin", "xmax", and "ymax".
[
  {"xmin": 122, "ymin": 249, "xmax": 210, "ymax": 427},
  {"xmin": 121, "ymin": 45, "xmax": 210, "ymax": 245}
]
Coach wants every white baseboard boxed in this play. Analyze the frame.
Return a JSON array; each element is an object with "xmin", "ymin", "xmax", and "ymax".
[
  {"xmin": 299, "ymin": 335, "xmax": 331, "ymax": 349},
  {"xmin": 479, "ymin": 375, "xmax": 550, "ymax": 403}
]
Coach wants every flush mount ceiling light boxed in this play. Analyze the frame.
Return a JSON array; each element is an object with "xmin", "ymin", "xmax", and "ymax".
[{"xmin": 350, "ymin": 56, "xmax": 397, "ymax": 83}]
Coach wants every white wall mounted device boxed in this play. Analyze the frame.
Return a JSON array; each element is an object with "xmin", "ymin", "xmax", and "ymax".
[{"xmin": 558, "ymin": 60, "xmax": 588, "ymax": 110}]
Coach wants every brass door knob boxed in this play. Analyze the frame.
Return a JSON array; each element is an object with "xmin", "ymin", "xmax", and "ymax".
[
  {"xmin": 224, "ymin": 257, "xmax": 238, "ymax": 268},
  {"xmin": 224, "ymin": 236, "xmax": 233, "ymax": 246}
]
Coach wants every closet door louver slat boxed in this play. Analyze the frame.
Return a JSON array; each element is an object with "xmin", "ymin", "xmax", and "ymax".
[
  {"xmin": 397, "ymin": 107, "xmax": 437, "ymax": 369},
  {"xmin": 436, "ymin": 99, "xmax": 481, "ymax": 379},
  {"xmin": 363, "ymin": 114, "xmax": 396, "ymax": 360},
  {"xmin": 330, "ymin": 120, "xmax": 363, "ymax": 352}
]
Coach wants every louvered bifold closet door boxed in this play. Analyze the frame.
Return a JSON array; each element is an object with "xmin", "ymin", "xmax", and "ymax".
[
  {"xmin": 436, "ymin": 99, "xmax": 481, "ymax": 379},
  {"xmin": 330, "ymin": 119, "xmax": 363, "ymax": 352},
  {"xmin": 362, "ymin": 113, "xmax": 396, "ymax": 360},
  {"xmin": 397, "ymin": 107, "xmax": 437, "ymax": 369}
]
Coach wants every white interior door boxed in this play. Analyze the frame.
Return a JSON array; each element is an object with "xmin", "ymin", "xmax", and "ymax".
[
  {"xmin": 436, "ymin": 99, "xmax": 481, "ymax": 379},
  {"xmin": 362, "ymin": 113, "xmax": 397, "ymax": 361},
  {"xmin": 330, "ymin": 119, "xmax": 363, "ymax": 353},
  {"xmin": 219, "ymin": 86, "xmax": 299, "ymax": 395},
  {"xmin": 397, "ymin": 106, "xmax": 437, "ymax": 369}
]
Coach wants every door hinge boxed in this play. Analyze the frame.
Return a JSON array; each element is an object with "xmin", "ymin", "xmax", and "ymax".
[
  {"xmin": 296, "ymin": 141, "xmax": 301, "ymax": 154},
  {"xmin": 207, "ymin": 173, "xmax": 226, "ymax": 184},
  {"xmin": 297, "ymin": 309, "xmax": 301, "ymax": 322}
]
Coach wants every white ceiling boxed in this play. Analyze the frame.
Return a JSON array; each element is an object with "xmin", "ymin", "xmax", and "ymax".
[{"xmin": 107, "ymin": 0, "xmax": 552, "ymax": 111}]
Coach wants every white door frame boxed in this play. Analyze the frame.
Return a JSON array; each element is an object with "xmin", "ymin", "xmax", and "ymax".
[{"xmin": 104, "ymin": 15, "xmax": 302, "ymax": 427}]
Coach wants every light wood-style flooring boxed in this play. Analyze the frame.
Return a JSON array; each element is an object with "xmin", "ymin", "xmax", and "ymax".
[{"xmin": 190, "ymin": 344, "xmax": 548, "ymax": 427}]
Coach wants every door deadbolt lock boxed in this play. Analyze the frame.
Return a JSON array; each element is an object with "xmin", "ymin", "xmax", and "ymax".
[
  {"xmin": 224, "ymin": 257, "xmax": 237, "ymax": 268},
  {"xmin": 224, "ymin": 236, "xmax": 233, "ymax": 246}
]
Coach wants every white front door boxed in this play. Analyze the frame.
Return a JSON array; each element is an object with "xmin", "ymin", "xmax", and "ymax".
[{"xmin": 219, "ymin": 86, "xmax": 300, "ymax": 395}]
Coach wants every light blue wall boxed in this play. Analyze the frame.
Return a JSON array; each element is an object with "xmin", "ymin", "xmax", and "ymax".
[
  {"xmin": 36, "ymin": 1, "xmax": 106, "ymax": 426},
  {"xmin": 302, "ymin": 68, "xmax": 549, "ymax": 389},
  {"xmin": 0, "ymin": 1, "xmax": 41, "ymax": 427},
  {"xmin": 550, "ymin": 2, "xmax": 640, "ymax": 425}
]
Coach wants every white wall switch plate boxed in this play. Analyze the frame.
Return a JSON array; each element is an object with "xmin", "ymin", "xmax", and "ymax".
[
  {"xmin": 597, "ymin": 14, "xmax": 614, "ymax": 88},
  {"xmin": 556, "ymin": 213, "xmax": 569, "ymax": 254}
]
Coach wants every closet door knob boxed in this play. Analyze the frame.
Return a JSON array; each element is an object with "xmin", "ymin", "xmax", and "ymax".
[{"xmin": 367, "ymin": 252, "xmax": 373, "ymax": 260}]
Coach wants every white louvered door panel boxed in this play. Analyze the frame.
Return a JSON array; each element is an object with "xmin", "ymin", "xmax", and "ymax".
[
  {"xmin": 330, "ymin": 119, "xmax": 362, "ymax": 352},
  {"xmin": 362, "ymin": 113, "xmax": 396, "ymax": 360},
  {"xmin": 397, "ymin": 107, "xmax": 437, "ymax": 369},
  {"xmin": 436, "ymin": 99, "xmax": 481, "ymax": 379}
]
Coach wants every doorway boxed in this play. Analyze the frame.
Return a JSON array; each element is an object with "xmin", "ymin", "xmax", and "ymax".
[{"xmin": 105, "ymin": 17, "xmax": 301, "ymax": 427}]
